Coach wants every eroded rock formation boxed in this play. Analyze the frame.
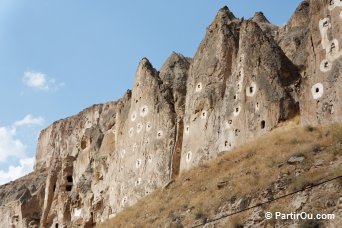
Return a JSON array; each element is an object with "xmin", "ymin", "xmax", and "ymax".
[
  {"xmin": 0, "ymin": 1, "xmax": 341, "ymax": 227},
  {"xmin": 300, "ymin": 0, "xmax": 342, "ymax": 125}
]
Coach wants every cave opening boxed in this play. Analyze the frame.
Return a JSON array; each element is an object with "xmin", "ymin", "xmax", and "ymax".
[
  {"xmin": 261, "ymin": 120, "xmax": 266, "ymax": 129},
  {"xmin": 81, "ymin": 140, "xmax": 87, "ymax": 150},
  {"xmin": 67, "ymin": 175, "xmax": 73, "ymax": 183},
  {"xmin": 330, "ymin": 42, "xmax": 336, "ymax": 53},
  {"xmin": 250, "ymin": 87, "xmax": 254, "ymax": 93},
  {"xmin": 324, "ymin": 61, "xmax": 329, "ymax": 68}
]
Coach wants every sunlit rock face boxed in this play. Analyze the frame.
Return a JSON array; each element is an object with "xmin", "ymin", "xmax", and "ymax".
[
  {"xmin": 299, "ymin": 0, "xmax": 342, "ymax": 125},
  {"xmin": 97, "ymin": 56, "xmax": 185, "ymax": 219},
  {"xmin": 180, "ymin": 8, "xmax": 299, "ymax": 171},
  {"xmin": 29, "ymin": 55, "xmax": 189, "ymax": 227},
  {"xmin": 0, "ymin": 1, "xmax": 341, "ymax": 227},
  {"xmin": 0, "ymin": 170, "xmax": 47, "ymax": 228},
  {"xmin": 277, "ymin": 0, "xmax": 310, "ymax": 67}
]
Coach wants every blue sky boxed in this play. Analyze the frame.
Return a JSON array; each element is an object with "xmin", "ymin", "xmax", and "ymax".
[{"xmin": 0, "ymin": 0, "xmax": 302, "ymax": 184}]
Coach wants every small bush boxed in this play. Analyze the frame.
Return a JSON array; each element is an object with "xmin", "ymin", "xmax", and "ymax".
[
  {"xmin": 290, "ymin": 138, "xmax": 301, "ymax": 145},
  {"xmin": 304, "ymin": 125, "xmax": 316, "ymax": 132},
  {"xmin": 230, "ymin": 215, "xmax": 244, "ymax": 228},
  {"xmin": 292, "ymin": 176, "xmax": 311, "ymax": 191},
  {"xmin": 332, "ymin": 124, "xmax": 342, "ymax": 139},
  {"xmin": 312, "ymin": 144, "xmax": 321, "ymax": 153},
  {"xmin": 193, "ymin": 204, "xmax": 207, "ymax": 222}
]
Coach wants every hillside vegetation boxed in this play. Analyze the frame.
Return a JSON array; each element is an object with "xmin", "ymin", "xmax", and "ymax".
[{"xmin": 99, "ymin": 118, "xmax": 342, "ymax": 227}]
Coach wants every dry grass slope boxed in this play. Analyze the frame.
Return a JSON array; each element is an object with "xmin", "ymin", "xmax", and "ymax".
[{"xmin": 99, "ymin": 118, "xmax": 342, "ymax": 227}]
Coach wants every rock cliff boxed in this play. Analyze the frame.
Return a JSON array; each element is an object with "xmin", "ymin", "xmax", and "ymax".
[{"xmin": 0, "ymin": 0, "xmax": 341, "ymax": 227}]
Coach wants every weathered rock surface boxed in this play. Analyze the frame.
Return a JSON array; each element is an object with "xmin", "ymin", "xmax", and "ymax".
[
  {"xmin": 180, "ymin": 8, "xmax": 299, "ymax": 171},
  {"xmin": 277, "ymin": 0, "xmax": 310, "ymax": 67},
  {"xmin": 300, "ymin": 0, "xmax": 342, "ymax": 125},
  {"xmin": 0, "ymin": 1, "xmax": 341, "ymax": 227},
  {"xmin": 0, "ymin": 169, "xmax": 47, "ymax": 228},
  {"xmin": 209, "ymin": 181, "xmax": 341, "ymax": 228}
]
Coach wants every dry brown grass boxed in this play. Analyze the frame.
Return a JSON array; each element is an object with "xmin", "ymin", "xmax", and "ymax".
[{"xmin": 98, "ymin": 121, "xmax": 342, "ymax": 228}]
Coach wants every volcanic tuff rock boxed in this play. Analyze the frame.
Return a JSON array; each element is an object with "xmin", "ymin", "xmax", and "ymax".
[
  {"xmin": 0, "ymin": 1, "xmax": 341, "ymax": 227},
  {"xmin": 180, "ymin": 7, "xmax": 299, "ymax": 171},
  {"xmin": 300, "ymin": 0, "xmax": 342, "ymax": 125},
  {"xmin": 0, "ymin": 169, "xmax": 47, "ymax": 228}
]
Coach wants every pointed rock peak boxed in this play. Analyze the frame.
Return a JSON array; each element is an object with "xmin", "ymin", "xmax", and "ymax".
[
  {"xmin": 139, "ymin": 57, "xmax": 153, "ymax": 69},
  {"xmin": 164, "ymin": 52, "xmax": 189, "ymax": 65},
  {"xmin": 214, "ymin": 6, "xmax": 236, "ymax": 24},
  {"xmin": 240, "ymin": 20, "xmax": 299, "ymax": 86},
  {"xmin": 295, "ymin": 0, "xmax": 309, "ymax": 12},
  {"xmin": 288, "ymin": 0, "xmax": 309, "ymax": 28},
  {"xmin": 160, "ymin": 52, "xmax": 190, "ymax": 79},
  {"xmin": 241, "ymin": 20, "xmax": 262, "ymax": 33},
  {"xmin": 252, "ymin": 12, "xmax": 270, "ymax": 24},
  {"xmin": 240, "ymin": 20, "xmax": 273, "ymax": 45},
  {"xmin": 170, "ymin": 51, "xmax": 184, "ymax": 59},
  {"xmin": 136, "ymin": 57, "xmax": 158, "ymax": 80}
]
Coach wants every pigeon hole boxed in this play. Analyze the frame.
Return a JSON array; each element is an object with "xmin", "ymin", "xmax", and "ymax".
[
  {"xmin": 195, "ymin": 83, "xmax": 203, "ymax": 92},
  {"xmin": 140, "ymin": 105, "xmax": 149, "ymax": 117},
  {"xmin": 65, "ymin": 175, "xmax": 73, "ymax": 192},
  {"xmin": 131, "ymin": 112, "xmax": 137, "ymax": 122},
  {"xmin": 261, "ymin": 120, "xmax": 266, "ymax": 129},
  {"xmin": 157, "ymin": 130, "xmax": 163, "ymax": 138},
  {"xmin": 146, "ymin": 122, "xmax": 152, "ymax": 131},
  {"xmin": 311, "ymin": 83, "xmax": 324, "ymax": 99},
  {"xmin": 186, "ymin": 151, "xmax": 192, "ymax": 163},
  {"xmin": 201, "ymin": 110, "xmax": 207, "ymax": 119},
  {"xmin": 129, "ymin": 128, "xmax": 134, "ymax": 137}
]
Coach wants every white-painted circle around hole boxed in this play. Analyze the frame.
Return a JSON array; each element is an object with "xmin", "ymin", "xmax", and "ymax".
[{"xmin": 311, "ymin": 83, "xmax": 324, "ymax": 100}]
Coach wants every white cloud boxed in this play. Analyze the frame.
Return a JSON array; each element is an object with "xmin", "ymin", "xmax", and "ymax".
[
  {"xmin": 14, "ymin": 114, "xmax": 44, "ymax": 127},
  {"xmin": 22, "ymin": 71, "xmax": 49, "ymax": 90},
  {"xmin": 22, "ymin": 71, "xmax": 64, "ymax": 91},
  {"xmin": 0, "ymin": 126, "xmax": 26, "ymax": 163},
  {"xmin": 0, "ymin": 157, "xmax": 34, "ymax": 185},
  {"xmin": 0, "ymin": 114, "xmax": 44, "ymax": 185}
]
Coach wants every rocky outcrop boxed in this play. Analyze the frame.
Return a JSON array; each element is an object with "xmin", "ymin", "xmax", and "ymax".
[
  {"xmin": 30, "ymin": 55, "xmax": 190, "ymax": 227},
  {"xmin": 0, "ymin": 169, "xmax": 47, "ymax": 228},
  {"xmin": 252, "ymin": 12, "xmax": 279, "ymax": 41},
  {"xmin": 0, "ymin": 1, "xmax": 341, "ymax": 227},
  {"xmin": 180, "ymin": 8, "xmax": 299, "ymax": 171},
  {"xmin": 300, "ymin": 0, "xmax": 342, "ymax": 125},
  {"xmin": 277, "ymin": 0, "xmax": 310, "ymax": 67},
  {"xmin": 36, "ymin": 101, "xmax": 120, "ymax": 227},
  {"xmin": 159, "ymin": 53, "xmax": 190, "ymax": 177}
]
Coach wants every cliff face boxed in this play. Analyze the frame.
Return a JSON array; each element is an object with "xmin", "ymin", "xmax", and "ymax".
[
  {"xmin": 181, "ymin": 9, "xmax": 300, "ymax": 171},
  {"xmin": 300, "ymin": 0, "xmax": 342, "ymax": 125},
  {"xmin": 99, "ymin": 123, "xmax": 342, "ymax": 227},
  {"xmin": 0, "ymin": 1, "xmax": 341, "ymax": 227}
]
